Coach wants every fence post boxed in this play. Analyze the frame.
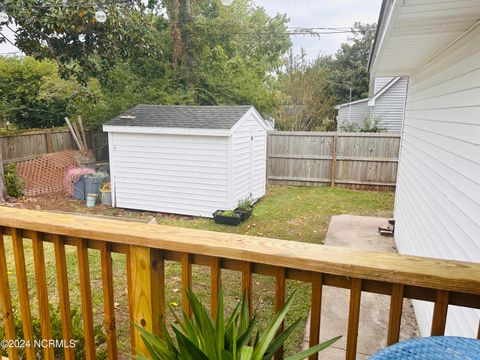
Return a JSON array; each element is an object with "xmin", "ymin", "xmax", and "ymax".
[
  {"xmin": 44, "ymin": 129, "xmax": 53, "ymax": 153},
  {"xmin": 127, "ymin": 246, "xmax": 164, "ymax": 355},
  {"xmin": 331, "ymin": 133, "xmax": 338, "ymax": 187}
]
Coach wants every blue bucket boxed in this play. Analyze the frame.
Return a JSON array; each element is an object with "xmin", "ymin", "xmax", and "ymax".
[{"xmin": 86, "ymin": 193, "xmax": 97, "ymax": 207}]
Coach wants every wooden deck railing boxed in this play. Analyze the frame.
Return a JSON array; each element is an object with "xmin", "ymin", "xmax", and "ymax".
[{"xmin": 0, "ymin": 207, "xmax": 479, "ymax": 359}]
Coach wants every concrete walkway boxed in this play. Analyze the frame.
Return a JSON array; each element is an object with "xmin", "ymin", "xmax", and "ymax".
[{"xmin": 303, "ymin": 215, "xmax": 419, "ymax": 359}]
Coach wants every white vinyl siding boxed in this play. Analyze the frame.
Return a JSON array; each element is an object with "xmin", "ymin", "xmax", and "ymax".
[
  {"xmin": 374, "ymin": 77, "xmax": 394, "ymax": 93},
  {"xmin": 372, "ymin": 77, "xmax": 408, "ymax": 132},
  {"xmin": 231, "ymin": 114, "xmax": 267, "ymax": 207},
  {"xmin": 394, "ymin": 25, "xmax": 480, "ymax": 338},
  {"xmin": 337, "ymin": 101, "xmax": 372, "ymax": 130},
  {"xmin": 110, "ymin": 132, "xmax": 229, "ymax": 217}
]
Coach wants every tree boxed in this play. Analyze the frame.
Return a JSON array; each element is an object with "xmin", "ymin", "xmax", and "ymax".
[
  {"xmin": 275, "ymin": 51, "xmax": 336, "ymax": 131},
  {"xmin": 275, "ymin": 22, "xmax": 376, "ymax": 131},
  {"xmin": 318, "ymin": 22, "xmax": 376, "ymax": 104},
  {"xmin": 0, "ymin": 57, "xmax": 97, "ymax": 128},
  {"xmin": 1, "ymin": 0, "xmax": 163, "ymax": 83}
]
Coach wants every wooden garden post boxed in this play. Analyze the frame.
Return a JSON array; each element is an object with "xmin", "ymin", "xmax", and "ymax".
[{"xmin": 127, "ymin": 246, "xmax": 164, "ymax": 356}]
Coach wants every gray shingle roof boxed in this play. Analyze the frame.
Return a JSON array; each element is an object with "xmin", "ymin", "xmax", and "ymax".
[{"xmin": 104, "ymin": 104, "xmax": 254, "ymax": 129}]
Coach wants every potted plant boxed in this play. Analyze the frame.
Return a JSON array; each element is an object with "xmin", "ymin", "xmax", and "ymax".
[
  {"xmin": 235, "ymin": 199, "xmax": 253, "ymax": 221},
  {"xmin": 135, "ymin": 288, "xmax": 341, "ymax": 360},
  {"xmin": 213, "ymin": 210, "xmax": 242, "ymax": 226}
]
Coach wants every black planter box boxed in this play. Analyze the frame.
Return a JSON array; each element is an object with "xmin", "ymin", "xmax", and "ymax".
[
  {"xmin": 213, "ymin": 210, "xmax": 242, "ymax": 226},
  {"xmin": 234, "ymin": 207, "xmax": 253, "ymax": 221}
]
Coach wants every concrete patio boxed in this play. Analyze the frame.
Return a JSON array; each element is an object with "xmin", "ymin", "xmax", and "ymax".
[{"xmin": 303, "ymin": 215, "xmax": 419, "ymax": 359}]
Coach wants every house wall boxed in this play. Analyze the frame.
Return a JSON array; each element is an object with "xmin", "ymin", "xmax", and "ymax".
[
  {"xmin": 372, "ymin": 77, "xmax": 408, "ymax": 132},
  {"xmin": 231, "ymin": 113, "xmax": 267, "ymax": 208},
  {"xmin": 373, "ymin": 77, "xmax": 394, "ymax": 93},
  {"xmin": 336, "ymin": 101, "xmax": 371, "ymax": 130},
  {"xmin": 394, "ymin": 25, "xmax": 480, "ymax": 337},
  {"xmin": 109, "ymin": 132, "xmax": 229, "ymax": 217}
]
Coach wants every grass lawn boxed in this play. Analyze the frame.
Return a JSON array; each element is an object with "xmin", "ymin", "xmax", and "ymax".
[{"xmin": 1, "ymin": 185, "xmax": 394, "ymax": 358}]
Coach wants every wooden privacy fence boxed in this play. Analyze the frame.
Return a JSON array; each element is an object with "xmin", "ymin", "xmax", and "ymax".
[
  {"xmin": 0, "ymin": 207, "xmax": 479, "ymax": 360},
  {"xmin": 267, "ymin": 132, "xmax": 401, "ymax": 191},
  {"xmin": 0, "ymin": 128, "xmax": 109, "ymax": 164}
]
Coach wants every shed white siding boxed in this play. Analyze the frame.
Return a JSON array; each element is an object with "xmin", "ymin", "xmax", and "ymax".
[
  {"xmin": 337, "ymin": 101, "xmax": 371, "ymax": 130},
  {"xmin": 109, "ymin": 132, "xmax": 229, "ymax": 217},
  {"xmin": 231, "ymin": 113, "xmax": 267, "ymax": 207},
  {"xmin": 394, "ymin": 24, "xmax": 480, "ymax": 337},
  {"xmin": 372, "ymin": 77, "xmax": 408, "ymax": 132}
]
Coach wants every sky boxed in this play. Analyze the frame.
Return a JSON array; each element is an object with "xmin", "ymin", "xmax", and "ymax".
[
  {"xmin": 253, "ymin": 0, "xmax": 383, "ymax": 59},
  {"xmin": 0, "ymin": 0, "xmax": 383, "ymax": 58}
]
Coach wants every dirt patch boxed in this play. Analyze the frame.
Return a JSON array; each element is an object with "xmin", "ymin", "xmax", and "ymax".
[{"xmin": 3, "ymin": 191, "xmax": 192, "ymax": 222}]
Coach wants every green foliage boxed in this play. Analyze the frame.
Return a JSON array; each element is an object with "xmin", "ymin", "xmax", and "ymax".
[
  {"xmin": 2, "ymin": 1, "xmax": 162, "ymax": 83},
  {"xmin": 0, "ymin": 57, "xmax": 98, "ymax": 128},
  {"xmin": 135, "ymin": 288, "xmax": 340, "ymax": 360},
  {"xmin": 219, "ymin": 210, "xmax": 237, "ymax": 217},
  {"xmin": 276, "ymin": 23, "xmax": 376, "ymax": 131},
  {"xmin": 360, "ymin": 114, "xmax": 385, "ymax": 133},
  {"xmin": 238, "ymin": 199, "xmax": 253, "ymax": 211},
  {"xmin": 340, "ymin": 115, "xmax": 385, "ymax": 133},
  {"xmin": 5, "ymin": 164, "xmax": 24, "ymax": 198},
  {"xmin": 0, "ymin": 304, "xmax": 107, "ymax": 359}
]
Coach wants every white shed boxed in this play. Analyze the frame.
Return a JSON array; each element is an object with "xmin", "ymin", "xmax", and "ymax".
[{"xmin": 103, "ymin": 105, "xmax": 268, "ymax": 217}]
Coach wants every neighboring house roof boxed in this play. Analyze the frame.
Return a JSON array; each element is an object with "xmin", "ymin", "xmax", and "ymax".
[
  {"xmin": 335, "ymin": 98, "xmax": 370, "ymax": 110},
  {"xmin": 335, "ymin": 76, "xmax": 403, "ymax": 109},
  {"xmin": 104, "ymin": 104, "xmax": 254, "ymax": 129},
  {"xmin": 367, "ymin": 77, "xmax": 401, "ymax": 106}
]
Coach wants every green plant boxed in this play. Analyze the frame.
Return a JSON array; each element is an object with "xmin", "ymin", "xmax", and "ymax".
[
  {"xmin": 135, "ymin": 288, "xmax": 341, "ymax": 360},
  {"xmin": 0, "ymin": 304, "xmax": 107, "ymax": 359},
  {"xmin": 238, "ymin": 199, "xmax": 253, "ymax": 211},
  {"xmin": 219, "ymin": 210, "xmax": 237, "ymax": 217},
  {"xmin": 360, "ymin": 114, "xmax": 385, "ymax": 133},
  {"xmin": 5, "ymin": 163, "xmax": 24, "ymax": 198}
]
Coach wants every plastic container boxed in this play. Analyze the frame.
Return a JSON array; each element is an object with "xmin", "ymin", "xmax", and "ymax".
[
  {"xmin": 84, "ymin": 173, "xmax": 107, "ymax": 197},
  {"xmin": 72, "ymin": 175, "xmax": 86, "ymax": 200},
  {"xmin": 100, "ymin": 184, "xmax": 112, "ymax": 206},
  {"xmin": 86, "ymin": 193, "xmax": 97, "ymax": 207}
]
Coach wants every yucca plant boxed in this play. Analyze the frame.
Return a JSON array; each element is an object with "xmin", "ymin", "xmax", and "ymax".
[{"xmin": 134, "ymin": 288, "xmax": 340, "ymax": 360}]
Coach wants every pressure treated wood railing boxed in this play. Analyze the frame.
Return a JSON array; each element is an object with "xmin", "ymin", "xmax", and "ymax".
[{"xmin": 0, "ymin": 207, "xmax": 479, "ymax": 360}]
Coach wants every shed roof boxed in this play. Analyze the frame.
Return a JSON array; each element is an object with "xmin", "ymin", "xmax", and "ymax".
[{"xmin": 104, "ymin": 104, "xmax": 254, "ymax": 129}]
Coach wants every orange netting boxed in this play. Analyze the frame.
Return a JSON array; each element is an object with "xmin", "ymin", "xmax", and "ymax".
[{"xmin": 17, "ymin": 150, "xmax": 82, "ymax": 196}]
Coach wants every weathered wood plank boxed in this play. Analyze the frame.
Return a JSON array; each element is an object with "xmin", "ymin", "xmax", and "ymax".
[
  {"xmin": 309, "ymin": 273, "xmax": 323, "ymax": 360},
  {"xmin": 431, "ymin": 290, "xmax": 449, "ymax": 336},
  {"xmin": 274, "ymin": 267, "xmax": 286, "ymax": 360},
  {"xmin": 387, "ymin": 284, "xmax": 404, "ymax": 346},
  {"xmin": 11, "ymin": 228, "xmax": 36, "ymax": 360},
  {"xmin": 346, "ymin": 278, "xmax": 362, "ymax": 360},
  {"xmin": 242, "ymin": 261, "xmax": 253, "ymax": 314},
  {"xmin": 32, "ymin": 232, "xmax": 55, "ymax": 360},
  {"xmin": 182, "ymin": 253, "xmax": 192, "ymax": 317},
  {"xmin": 77, "ymin": 238, "xmax": 96, "ymax": 359},
  {"xmin": 53, "ymin": 235, "xmax": 74, "ymax": 360},
  {"xmin": 100, "ymin": 242, "xmax": 118, "ymax": 359},
  {"xmin": 0, "ymin": 230, "xmax": 18, "ymax": 360},
  {"xmin": 210, "ymin": 257, "xmax": 221, "ymax": 319}
]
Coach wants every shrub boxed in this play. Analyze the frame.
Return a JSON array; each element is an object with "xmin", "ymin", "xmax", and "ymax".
[
  {"xmin": 0, "ymin": 304, "xmax": 107, "ymax": 359},
  {"xmin": 219, "ymin": 210, "xmax": 237, "ymax": 217},
  {"xmin": 135, "ymin": 288, "xmax": 341, "ymax": 360},
  {"xmin": 238, "ymin": 199, "xmax": 253, "ymax": 211},
  {"xmin": 5, "ymin": 163, "xmax": 24, "ymax": 198}
]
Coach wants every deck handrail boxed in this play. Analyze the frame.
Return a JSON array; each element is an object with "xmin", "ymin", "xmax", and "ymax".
[
  {"xmin": 0, "ymin": 206, "xmax": 479, "ymax": 360},
  {"xmin": 1, "ymin": 207, "xmax": 479, "ymax": 294}
]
